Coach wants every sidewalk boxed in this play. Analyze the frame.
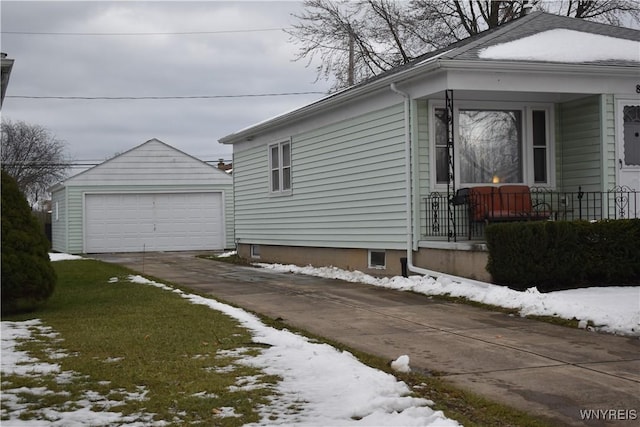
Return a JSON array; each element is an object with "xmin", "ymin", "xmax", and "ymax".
[{"xmin": 94, "ymin": 251, "xmax": 640, "ymax": 426}]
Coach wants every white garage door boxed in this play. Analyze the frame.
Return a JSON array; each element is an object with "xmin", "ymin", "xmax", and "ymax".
[{"xmin": 85, "ymin": 193, "xmax": 224, "ymax": 253}]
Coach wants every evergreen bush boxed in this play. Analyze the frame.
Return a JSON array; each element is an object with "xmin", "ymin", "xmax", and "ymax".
[
  {"xmin": 485, "ymin": 219, "xmax": 640, "ymax": 292},
  {"xmin": 1, "ymin": 170, "xmax": 56, "ymax": 313}
]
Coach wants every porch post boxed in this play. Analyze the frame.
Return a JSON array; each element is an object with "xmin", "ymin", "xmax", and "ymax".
[{"xmin": 445, "ymin": 89, "xmax": 456, "ymax": 241}]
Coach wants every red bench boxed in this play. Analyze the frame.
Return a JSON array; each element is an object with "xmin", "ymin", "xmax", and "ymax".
[{"xmin": 468, "ymin": 185, "xmax": 551, "ymax": 223}]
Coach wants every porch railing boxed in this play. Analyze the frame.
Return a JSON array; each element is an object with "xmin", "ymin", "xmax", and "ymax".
[{"xmin": 424, "ymin": 186, "xmax": 639, "ymax": 241}]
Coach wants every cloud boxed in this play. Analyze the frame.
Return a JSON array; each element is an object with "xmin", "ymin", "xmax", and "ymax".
[{"xmin": 1, "ymin": 1, "xmax": 330, "ymax": 165}]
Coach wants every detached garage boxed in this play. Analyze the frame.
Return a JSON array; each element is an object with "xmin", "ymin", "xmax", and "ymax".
[{"xmin": 50, "ymin": 139, "xmax": 234, "ymax": 254}]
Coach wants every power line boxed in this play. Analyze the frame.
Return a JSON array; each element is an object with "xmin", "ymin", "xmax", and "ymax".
[
  {"xmin": 7, "ymin": 92, "xmax": 326, "ymax": 100},
  {"xmin": 4, "ymin": 160, "xmax": 232, "ymax": 167},
  {"xmin": 1, "ymin": 28, "xmax": 288, "ymax": 36}
]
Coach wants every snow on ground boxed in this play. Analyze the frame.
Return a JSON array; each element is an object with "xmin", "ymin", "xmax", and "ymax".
[
  {"xmin": 49, "ymin": 253, "xmax": 85, "ymax": 262},
  {"xmin": 15, "ymin": 252, "xmax": 634, "ymax": 425},
  {"xmin": 129, "ymin": 275, "xmax": 459, "ymax": 426},
  {"xmin": 255, "ymin": 263, "xmax": 640, "ymax": 336},
  {"xmin": 216, "ymin": 250, "xmax": 238, "ymax": 258},
  {"xmin": 4, "ymin": 254, "xmax": 458, "ymax": 426},
  {"xmin": 1, "ymin": 320, "xmax": 159, "ymax": 427},
  {"xmin": 479, "ymin": 29, "xmax": 640, "ymax": 63}
]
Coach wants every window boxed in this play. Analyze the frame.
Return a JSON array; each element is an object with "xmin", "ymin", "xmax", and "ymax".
[
  {"xmin": 432, "ymin": 103, "xmax": 553, "ymax": 186},
  {"xmin": 434, "ymin": 109, "xmax": 449, "ymax": 184},
  {"xmin": 269, "ymin": 141, "xmax": 291, "ymax": 193},
  {"xmin": 368, "ymin": 250, "xmax": 386, "ymax": 269},
  {"xmin": 459, "ymin": 109, "xmax": 523, "ymax": 184},
  {"xmin": 623, "ymin": 105, "xmax": 640, "ymax": 166},
  {"xmin": 532, "ymin": 110, "xmax": 547, "ymax": 183},
  {"xmin": 250, "ymin": 244, "xmax": 261, "ymax": 259}
]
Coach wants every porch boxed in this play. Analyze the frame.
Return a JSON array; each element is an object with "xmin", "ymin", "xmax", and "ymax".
[{"xmin": 423, "ymin": 186, "xmax": 639, "ymax": 241}]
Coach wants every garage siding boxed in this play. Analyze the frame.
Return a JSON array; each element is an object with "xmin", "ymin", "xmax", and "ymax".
[
  {"xmin": 50, "ymin": 188, "xmax": 67, "ymax": 253},
  {"xmin": 51, "ymin": 140, "xmax": 235, "ymax": 254}
]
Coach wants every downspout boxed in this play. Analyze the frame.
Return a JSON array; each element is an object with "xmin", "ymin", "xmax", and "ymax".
[{"xmin": 390, "ymin": 83, "xmax": 491, "ymax": 287}]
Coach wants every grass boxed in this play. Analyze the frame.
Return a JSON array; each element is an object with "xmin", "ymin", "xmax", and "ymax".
[
  {"xmin": 1, "ymin": 260, "xmax": 278, "ymax": 426},
  {"xmin": 2, "ymin": 258, "xmax": 558, "ymax": 427},
  {"xmin": 198, "ymin": 253, "xmax": 252, "ymax": 266}
]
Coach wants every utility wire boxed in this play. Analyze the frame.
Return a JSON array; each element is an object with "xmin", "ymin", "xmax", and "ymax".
[
  {"xmin": 1, "ymin": 28, "xmax": 288, "ymax": 36},
  {"xmin": 7, "ymin": 92, "xmax": 326, "ymax": 100},
  {"xmin": 4, "ymin": 160, "xmax": 232, "ymax": 167}
]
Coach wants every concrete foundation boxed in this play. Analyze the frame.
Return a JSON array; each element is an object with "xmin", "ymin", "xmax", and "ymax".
[{"xmin": 238, "ymin": 243, "xmax": 492, "ymax": 282}]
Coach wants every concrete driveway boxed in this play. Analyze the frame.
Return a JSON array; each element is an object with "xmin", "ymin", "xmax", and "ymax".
[{"xmin": 94, "ymin": 251, "xmax": 640, "ymax": 427}]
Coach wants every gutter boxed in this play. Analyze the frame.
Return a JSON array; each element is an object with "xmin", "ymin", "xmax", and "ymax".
[
  {"xmin": 437, "ymin": 59, "xmax": 639, "ymax": 76},
  {"xmin": 389, "ymin": 82, "xmax": 492, "ymax": 288}
]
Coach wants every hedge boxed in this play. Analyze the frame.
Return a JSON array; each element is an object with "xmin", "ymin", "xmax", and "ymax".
[
  {"xmin": 485, "ymin": 219, "xmax": 640, "ymax": 292},
  {"xmin": 1, "ymin": 170, "xmax": 57, "ymax": 313}
]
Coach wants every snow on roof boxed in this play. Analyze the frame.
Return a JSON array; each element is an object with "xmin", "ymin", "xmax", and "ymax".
[{"xmin": 479, "ymin": 29, "xmax": 640, "ymax": 63}]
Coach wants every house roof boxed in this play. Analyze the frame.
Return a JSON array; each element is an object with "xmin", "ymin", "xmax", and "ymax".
[
  {"xmin": 50, "ymin": 138, "xmax": 230, "ymax": 191},
  {"xmin": 1, "ymin": 52, "xmax": 15, "ymax": 108},
  {"xmin": 438, "ymin": 11, "xmax": 638, "ymax": 65},
  {"xmin": 219, "ymin": 12, "xmax": 639, "ymax": 144}
]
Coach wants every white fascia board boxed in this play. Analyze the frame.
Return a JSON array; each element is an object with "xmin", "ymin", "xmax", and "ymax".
[
  {"xmin": 218, "ymin": 58, "xmax": 638, "ymax": 145},
  {"xmin": 437, "ymin": 59, "xmax": 639, "ymax": 77},
  {"xmin": 48, "ymin": 182, "xmax": 65, "ymax": 193},
  {"xmin": 218, "ymin": 61, "xmax": 444, "ymax": 145},
  {"xmin": 441, "ymin": 61, "xmax": 638, "ymax": 95}
]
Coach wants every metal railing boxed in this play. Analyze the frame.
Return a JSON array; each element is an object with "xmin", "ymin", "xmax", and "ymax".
[{"xmin": 424, "ymin": 186, "xmax": 639, "ymax": 241}]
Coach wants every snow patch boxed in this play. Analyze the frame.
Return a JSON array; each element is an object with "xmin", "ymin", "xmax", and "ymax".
[
  {"xmin": 479, "ymin": 29, "xmax": 640, "ymax": 63},
  {"xmin": 256, "ymin": 263, "xmax": 640, "ymax": 336},
  {"xmin": 49, "ymin": 253, "xmax": 85, "ymax": 262}
]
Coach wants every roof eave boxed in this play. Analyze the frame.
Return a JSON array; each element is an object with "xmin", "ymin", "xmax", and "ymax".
[
  {"xmin": 438, "ymin": 59, "xmax": 640, "ymax": 75},
  {"xmin": 218, "ymin": 60, "xmax": 444, "ymax": 145},
  {"xmin": 218, "ymin": 58, "xmax": 638, "ymax": 145}
]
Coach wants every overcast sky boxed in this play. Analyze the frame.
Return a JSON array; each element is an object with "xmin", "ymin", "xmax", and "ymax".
[{"xmin": 1, "ymin": 0, "xmax": 332, "ymax": 174}]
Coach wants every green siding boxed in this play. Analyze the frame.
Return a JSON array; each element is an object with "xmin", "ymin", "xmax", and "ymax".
[
  {"xmin": 233, "ymin": 104, "xmax": 408, "ymax": 249},
  {"xmin": 557, "ymin": 95, "xmax": 603, "ymax": 192},
  {"xmin": 601, "ymin": 94, "xmax": 616, "ymax": 191},
  {"xmin": 50, "ymin": 188, "xmax": 67, "ymax": 252},
  {"xmin": 416, "ymin": 100, "xmax": 430, "ymax": 239},
  {"xmin": 62, "ymin": 185, "xmax": 234, "ymax": 254}
]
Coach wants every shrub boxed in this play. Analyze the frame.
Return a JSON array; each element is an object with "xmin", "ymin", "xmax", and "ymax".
[
  {"xmin": 485, "ymin": 219, "xmax": 640, "ymax": 292},
  {"xmin": 1, "ymin": 170, "xmax": 56, "ymax": 313}
]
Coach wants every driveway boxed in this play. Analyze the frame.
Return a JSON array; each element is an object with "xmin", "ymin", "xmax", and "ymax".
[{"xmin": 94, "ymin": 251, "xmax": 640, "ymax": 426}]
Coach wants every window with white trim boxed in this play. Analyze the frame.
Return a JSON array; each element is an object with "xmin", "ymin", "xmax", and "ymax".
[
  {"xmin": 250, "ymin": 244, "xmax": 261, "ymax": 259},
  {"xmin": 368, "ymin": 250, "xmax": 386, "ymax": 269},
  {"xmin": 432, "ymin": 103, "xmax": 553, "ymax": 187},
  {"xmin": 269, "ymin": 140, "xmax": 291, "ymax": 193},
  {"xmin": 531, "ymin": 109, "xmax": 548, "ymax": 184}
]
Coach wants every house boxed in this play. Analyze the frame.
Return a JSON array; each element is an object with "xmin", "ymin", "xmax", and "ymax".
[
  {"xmin": 1, "ymin": 52, "xmax": 15, "ymax": 109},
  {"xmin": 50, "ymin": 139, "xmax": 234, "ymax": 254},
  {"xmin": 219, "ymin": 12, "xmax": 640, "ymax": 281}
]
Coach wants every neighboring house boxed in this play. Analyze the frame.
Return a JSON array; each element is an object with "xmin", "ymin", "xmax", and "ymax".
[
  {"xmin": 50, "ymin": 139, "xmax": 234, "ymax": 254},
  {"xmin": 1, "ymin": 52, "xmax": 15, "ymax": 109},
  {"xmin": 220, "ymin": 12, "xmax": 640, "ymax": 281}
]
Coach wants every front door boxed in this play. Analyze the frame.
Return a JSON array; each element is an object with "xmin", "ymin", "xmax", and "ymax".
[{"xmin": 616, "ymin": 100, "xmax": 640, "ymax": 218}]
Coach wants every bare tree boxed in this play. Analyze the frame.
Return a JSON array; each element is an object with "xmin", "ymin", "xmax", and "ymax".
[
  {"xmin": 548, "ymin": 0, "xmax": 640, "ymax": 24},
  {"xmin": 1, "ymin": 119, "xmax": 69, "ymax": 204},
  {"xmin": 288, "ymin": 0, "xmax": 640, "ymax": 90},
  {"xmin": 287, "ymin": 0, "xmax": 451, "ymax": 90}
]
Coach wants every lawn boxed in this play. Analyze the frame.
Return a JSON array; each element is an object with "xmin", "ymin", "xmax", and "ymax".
[{"xmin": 2, "ymin": 260, "xmax": 277, "ymax": 426}]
